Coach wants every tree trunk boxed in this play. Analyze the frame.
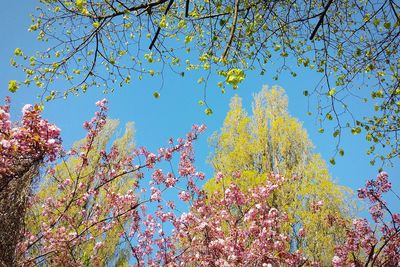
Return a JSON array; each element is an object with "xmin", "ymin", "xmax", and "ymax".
[{"xmin": 0, "ymin": 162, "xmax": 39, "ymax": 267}]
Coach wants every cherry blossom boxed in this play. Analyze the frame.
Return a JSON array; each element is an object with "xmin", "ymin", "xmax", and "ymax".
[
  {"xmin": 333, "ymin": 172, "xmax": 400, "ymax": 266},
  {"xmin": 0, "ymin": 98, "xmax": 62, "ymax": 266},
  {"xmin": 16, "ymin": 99, "xmax": 208, "ymax": 266},
  {"xmin": 4, "ymin": 98, "xmax": 398, "ymax": 266},
  {"xmin": 172, "ymin": 173, "xmax": 306, "ymax": 266}
]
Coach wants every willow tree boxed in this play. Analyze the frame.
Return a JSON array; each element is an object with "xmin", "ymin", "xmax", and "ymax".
[
  {"xmin": 11, "ymin": 0, "xmax": 400, "ymax": 162},
  {"xmin": 204, "ymin": 86, "xmax": 355, "ymax": 264},
  {"xmin": 22, "ymin": 120, "xmax": 136, "ymax": 266}
]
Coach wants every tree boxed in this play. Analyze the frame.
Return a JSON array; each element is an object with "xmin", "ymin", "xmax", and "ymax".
[
  {"xmin": 0, "ymin": 98, "xmax": 62, "ymax": 267},
  {"xmin": 172, "ymin": 174, "xmax": 305, "ymax": 266},
  {"xmin": 204, "ymin": 86, "xmax": 354, "ymax": 264},
  {"xmin": 23, "ymin": 119, "xmax": 136, "ymax": 266},
  {"xmin": 16, "ymin": 98, "xmax": 208, "ymax": 266},
  {"xmin": 173, "ymin": 171, "xmax": 399, "ymax": 266},
  {"xmin": 10, "ymin": 0, "xmax": 400, "ymax": 162},
  {"xmin": 3, "ymin": 96, "xmax": 399, "ymax": 266},
  {"xmin": 333, "ymin": 171, "xmax": 400, "ymax": 266}
]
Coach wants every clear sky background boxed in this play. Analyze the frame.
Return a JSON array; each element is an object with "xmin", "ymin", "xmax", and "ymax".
[{"xmin": 1, "ymin": 1, "xmax": 398, "ymax": 212}]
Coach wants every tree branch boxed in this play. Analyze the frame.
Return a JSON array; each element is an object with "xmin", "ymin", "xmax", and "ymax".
[
  {"xmin": 310, "ymin": 0, "xmax": 333, "ymax": 40},
  {"xmin": 185, "ymin": 0, "xmax": 190, "ymax": 17},
  {"xmin": 149, "ymin": 0, "xmax": 175, "ymax": 50},
  {"xmin": 221, "ymin": 0, "xmax": 240, "ymax": 60}
]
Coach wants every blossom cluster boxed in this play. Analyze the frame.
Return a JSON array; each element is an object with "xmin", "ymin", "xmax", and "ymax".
[
  {"xmin": 0, "ymin": 98, "xmax": 62, "ymax": 183},
  {"xmin": 172, "ymin": 175, "xmax": 305, "ymax": 266},
  {"xmin": 333, "ymin": 172, "xmax": 400, "ymax": 266},
  {"xmin": 357, "ymin": 171, "xmax": 391, "ymax": 222}
]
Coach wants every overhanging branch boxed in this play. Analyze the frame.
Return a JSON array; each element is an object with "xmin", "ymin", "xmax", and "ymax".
[{"xmin": 310, "ymin": 0, "xmax": 333, "ymax": 40}]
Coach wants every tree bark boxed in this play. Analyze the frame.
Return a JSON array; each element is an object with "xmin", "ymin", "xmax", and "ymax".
[{"xmin": 0, "ymin": 162, "xmax": 39, "ymax": 267}]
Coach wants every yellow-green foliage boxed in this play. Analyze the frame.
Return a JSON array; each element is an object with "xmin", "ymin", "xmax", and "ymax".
[
  {"xmin": 25, "ymin": 120, "xmax": 134, "ymax": 266},
  {"xmin": 205, "ymin": 86, "xmax": 355, "ymax": 264}
]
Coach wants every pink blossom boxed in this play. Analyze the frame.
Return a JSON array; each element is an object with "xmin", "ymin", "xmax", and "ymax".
[
  {"xmin": 165, "ymin": 173, "xmax": 176, "ymax": 187},
  {"xmin": 232, "ymin": 170, "xmax": 241, "ymax": 179},
  {"xmin": 152, "ymin": 169, "xmax": 164, "ymax": 184},
  {"xmin": 178, "ymin": 191, "xmax": 191, "ymax": 202},
  {"xmin": 146, "ymin": 153, "xmax": 157, "ymax": 168},
  {"xmin": 215, "ymin": 171, "xmax": 224, "ymax": 183},
  {"xmin": 310, "ymin": 200, "xmax": 323, "ymax": 212},
  {"xmin": 93, "ymin": 241, "xmax": 103, "ymax": 251},
  {"xmin": 150, "ymin": 187, "xmax": 162, "ymax": 202},
  {"xmin": 95, "ymin": 98, "xmax": 108, "ymax": 110},
  {"xmin": 298, "ymin": 228, "xmax": 305, "ymax": 237},
  {"xmin": 21, "ymin": 104, "xmax": 33, "ymax": 114},
  {"xmin": 332, "ymin": 256, "xmax": 342, "ymax": 266},
  {"xmin": 1, "ymin": 139, "xmax": 11, "ymax": 148}
]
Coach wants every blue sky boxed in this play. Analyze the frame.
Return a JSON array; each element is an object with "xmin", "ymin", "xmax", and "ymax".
[{"xmin": 1, "ymin": 1, "xmax": 398, "ymax": 211}]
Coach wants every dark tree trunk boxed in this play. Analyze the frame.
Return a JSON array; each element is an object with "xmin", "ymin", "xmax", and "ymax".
[{"xmin": 0, "ymin": 163, "xmax": 39, "ymax": 267}]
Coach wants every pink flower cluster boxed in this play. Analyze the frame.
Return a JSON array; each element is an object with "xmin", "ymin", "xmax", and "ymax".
[
  {"xmin": 333, "ymin": 172, "xmax": 400, "ymax": 266},
  {"xmin": 172, "ymin": 174, "xmax": 305, "ymax": 266},
  {"xmin": 356, "ymin": 171, "xmax": 393, "ymax": 223},
  {"xmin": 0, "ymin": 98, "xmax": 62, "ymax": 179}
]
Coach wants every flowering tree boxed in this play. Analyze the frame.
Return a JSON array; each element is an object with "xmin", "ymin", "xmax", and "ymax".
[
  {"xmin": 0, "ymin": 98, "xmax": 62, "ymax": 266},
  {"xmin": 14, "ymin": 97, "xmax": 303, "ymax": 266},
  {"xmin": 24, "ymin": 118, "xmax": 137, "ymax": 266},
  {"xmin": 173, "ymin": 172, "xmax": 400, "ymax": 267},
  {"xmin": 18, "ymin": 99, "xmax": 207, "ymax": 266},
  {"xmin": 204, "ymin": 87, "xmax": 353, "ymax": 264},
  {"xmin": 173, "ymin": 174, "xmax": 305, "ymax": 266},
  {"xmin": 333, "ymin": 171, "xmax": 400, "ymax": 266},
  {"xmin": 4, "ymin": 97, "xmax": 399, "ymax": 266}
]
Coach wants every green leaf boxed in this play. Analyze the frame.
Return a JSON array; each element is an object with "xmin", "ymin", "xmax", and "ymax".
[
  {"xmin": 333, "ymin": 129, "xmax": 340, "ymax": 138},
  {"xmin": 14, "ymin": 48, "xmax": 23, "ymax": 56},
  {"xmin": 76, "ymin": 0, "xmax": 85, "ymax": 9},
  {"xmin": 153, "ymin": 91, "xmax": 160, "ymax": 99},
  {"xmin": 351, "ymin": 127, "xmax": 361, "ymax": 135},
  {"xmin": 205, "ymin": 108, "xmax": 213, "ymax": 115},
  {"xmin": 159, "ymin": 15, "xmax": 168, "ymax": 28},
  {"xmin": 383, "ymin": 22, "xmax": 391, "ymax": 29},
  {"xmin": 225, "ymin": 69, "xmax": 245, "ymax": 87},
  {"xmin": 8, "ymin": 80, "xmax": 19, "ymax": 92},
  {"xmin": 92, "ymin": 21, "xmax": 100, "ymax": 28},
  {"xmin": 372, "ymin": 18, "xmax": 380, "ymax": 27}
]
